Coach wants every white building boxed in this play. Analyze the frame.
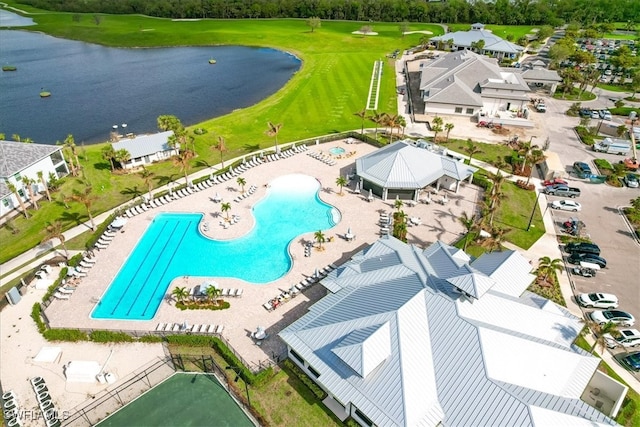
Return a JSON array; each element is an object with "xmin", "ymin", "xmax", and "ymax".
[
  {"xmin": 0, "ymin": 140, "xmax": 69, "ymax": 218},
  {"xmin": 111, "ymin": 131, "xmax": 176, "ymax": 170},
  {"xmin": 430, "ymin": 23, "xmax": 524, "ymax": 60},
  {"xmin": 280, "ymin": 237, "xmax": 627, "ymax": 427}
]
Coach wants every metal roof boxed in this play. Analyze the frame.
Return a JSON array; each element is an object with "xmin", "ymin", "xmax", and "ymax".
[
  {"xmin": 0, "ymin": 140, "xmax": 63, "ymax": 178},
  {"xmin": 279, "ymin": 238, "xmax": 616, "ymax": 427},
  {"xmin": 111, "ymin": 131, "xmax": 174, "ymax": 159},
  {"xmin": 355, "ymin": 141, "xmax": 476, "ymax": 189},
  {"xmin": 431, "ymin": 27, "xmax": 524, "ymax": 54}
]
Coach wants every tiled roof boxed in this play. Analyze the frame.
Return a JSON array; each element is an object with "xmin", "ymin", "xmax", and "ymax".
[
  {"xmin": 0, "ymin": 140, "xmax": 62, "ymax": 178},
  {"xmin": 280, "ymin": 238, "xmax": 616, "ymax": 427}
]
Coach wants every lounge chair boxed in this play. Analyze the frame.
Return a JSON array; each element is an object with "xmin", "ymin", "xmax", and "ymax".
[
  {"xmin": 57, "ymin": 287, "xmax": 74, "ymax": 295},
  {"xmin": 263, "ymin": 302, "xmax": 273, "ymax": 311},
  {"xmin": 140, "ymin": 204, "xmax": 149, "ymax": 211},
  {"xmin": 156, "ymin": 323, "xmax": 165, "ymax": 331},
  {"xmin": 53, "ymin": 292, "xmax": 70, "ymax": 300},
  {"xmin": 164, "ymin": 323, "xmax": 174, "ymax": 331},
  {"xmin": 221, "ymin": 288, "xmax": 230, "ymax": 297},
  {"xmin": 83, "ymin": 257, "xmax": 97, "ymax": 264},
  {"xmin": 234, "ymin": 289, "xmax": 243, "ymax": 297},
  {"xmin": 79, "ymin": 261, "xmax": 93, "ymax": 269},
  {"xmin": 172, "ymin": 324, "xmax": 180, "ymax": 332},
  {"xmin": 215, "ymin": 325, "xmax": 224, "ymax": 334},
  {"xmin": 189, "ymin": 324, "xmax": 200, "ymax": 332}
]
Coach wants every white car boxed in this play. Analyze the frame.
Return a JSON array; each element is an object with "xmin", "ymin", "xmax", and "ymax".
[
  {"xmin": 604, "ymin": 329, "xmax": 640, "ymax": 349},
  {"xmin": 577, "ymin": 292, "xmax": 619, "ymax": 309},
  {"xmin": 589, "ymin": 310, "xmax": 635, "ymax": 327},
  {"xmin": 551, "ymin": 200, "xmax": 582, "ymax": 212}
]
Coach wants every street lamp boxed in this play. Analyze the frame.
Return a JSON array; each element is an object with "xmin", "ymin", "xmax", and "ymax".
[
  {"xmin": 527, "ymin": 190, "xmax": 542, "ymax": 231},
  {"xmin": 225, "ymin": 366, "xmax": 250, "ymax": 408}
]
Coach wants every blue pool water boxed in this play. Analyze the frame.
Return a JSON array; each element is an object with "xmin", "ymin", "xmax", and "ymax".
[
  {"xmin": 329, "ymin": 147, "xmax": 346, "ymax": 156},
  {"xmin": 91, "ymin": 174, "xmax": 339, "ymax": 321}
]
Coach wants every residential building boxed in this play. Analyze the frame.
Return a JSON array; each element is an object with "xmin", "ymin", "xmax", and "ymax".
[
  {"xmin": 111, "ymin": 131, "xmax": 176, "ymax": 170},
  {"xmin": 418, "ymin": 50, "xmax": 531, "ymax": 118},
  {"xmin": 0, "ymin": 140, "xmax": 69, "ymax": 218},
  {"xmin": 280, "ymin": 237, "xmax": 626, "ymax": 427},
  {"xmin": 355, "ymin": 140, "xmax": 476, "ymax": 200},
  {"xmin": 430, "ymin": 23, "xmax": 524, "ymax": 60}
]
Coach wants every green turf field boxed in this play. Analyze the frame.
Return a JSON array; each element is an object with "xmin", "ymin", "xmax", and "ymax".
[{"xmin": 97, "ymin": 373, "xmax": 253, "ymax": 427}]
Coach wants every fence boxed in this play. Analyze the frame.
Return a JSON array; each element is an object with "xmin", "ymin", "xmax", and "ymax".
[{"xmin": 62, "ymin": 357, "xmax": 176, "ymax": 427}]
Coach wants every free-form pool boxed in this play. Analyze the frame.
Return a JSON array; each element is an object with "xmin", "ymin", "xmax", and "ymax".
[
  {"xmin": 329, "ymin": 146, "xmax": 346, "ymax": 156},
  {"xmin": 91, "ymin": 174, "xmax": 339, "ymax": 320}
]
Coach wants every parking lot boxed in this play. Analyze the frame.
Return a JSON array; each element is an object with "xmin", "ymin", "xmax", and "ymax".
[{"xmin": 539, "ymin": 94, "xmax": 640, "ymax": 376}]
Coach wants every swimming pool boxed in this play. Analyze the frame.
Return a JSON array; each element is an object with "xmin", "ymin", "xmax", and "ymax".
[
  {"xmin": 91, "ymin": 174, "xmax": 339, "ymax": 320},
  {"xmin": 329, "ymin": 146, "xmax": 346, "ymax": 156}
]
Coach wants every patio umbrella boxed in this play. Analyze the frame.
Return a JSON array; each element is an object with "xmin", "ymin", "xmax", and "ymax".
[
  {"xmin": 182, "ymin": 320, "xmax": 190, "ymax": 331},
  {"xmin": 229, "ymin": 165, "xmax": 234, "ymax": 175},
  {"xmin": 347, "ymin": 226, "xmax": 352, "ymax": 235},
  {"xmin": 314, "ymin": 268, "xmax": 320, "ymax": 278},
  {"xmin": 354, "ymin": 181, "xmax": 360, "ymax": 193},
  {"xmin": 368, "ymin": 189, "xmax": 373, "ymax": 199},
  {"xmin": 214, "ymin": 192, "xmax": 221, "ymax": 202}
]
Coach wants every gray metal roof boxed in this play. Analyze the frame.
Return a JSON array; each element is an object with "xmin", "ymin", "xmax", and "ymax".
[
  {"xmin": 280, "ymin": 238, "xmax": 616, "ymax": 427},
  {"xmin": 520, "ymin": 67, "xmax": 563, "ymax": 83},
  {"xmin": 111, "ymin": 131, "xmax": 174, "ymax": 159},
  {"xmin": 0, "ymin": 140, "xmax": 63, "ymax": 178},
  {"xmin": 431, "ymin": 27, "xmax": 524, "ymax": 54},
  {"xmin": 355, "ymin": 141, "xmax": 476, "ymax": 189}
]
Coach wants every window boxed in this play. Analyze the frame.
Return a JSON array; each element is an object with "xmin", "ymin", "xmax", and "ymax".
[
  {"xmin": 14, "ymin": 174, "xmax": 22, "ymax": 183},
  {"xmin": 307, "ymin": 366, "xmax": 320, "ymax": 378},
  {"xmin": 51, "ymin": 150, "xmax": 64, "ymax": 164},
  {"xmin": 354, "ymin": 409, "xmax": 373, "ymax": 427},
  {"xmin": 290, "ymin": 349, "xmax": 303, "ymax": 364},
  {"xmin": 454, "ymin": 107, "xmax": 463, "ymax": 114},
  {"xmin": 17, "ymin": 189, "xmax": 25, "ymax": 198},
  {"xmin": 2, "ymin": 199, "xmax": 8, "ymax": 207},
  {"xmin": 466, "ymin": 108, "xmax": 474, "ymax": 114}
]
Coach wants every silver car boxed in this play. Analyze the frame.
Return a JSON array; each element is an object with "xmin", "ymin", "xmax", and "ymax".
[
  {"xmin": 604, "ymin": 329, "xmax": 640, "ymax": 348},
  {"xmin": 551, "ymin": 200, "xmax": 582, "ymax": 212}
]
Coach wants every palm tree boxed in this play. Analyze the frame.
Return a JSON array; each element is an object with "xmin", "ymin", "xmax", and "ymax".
[
  {"xmin": 525, "ymin": 149, "xmax": 546, "ymax": 185},
  {"xmin": 535, "ymin": 256, "xmax": 563, "ymax": 285},
  {"xmin": 37, "ymin": 171, "xmax": 52, "ymax": 202},
  {"xmin": 458, "ymin": 211, "xmax": 477, "ymax": 251},
  {"xmin": 237, "ymin": 177, "xmax": 247, "ymax": 194},
  {"xmin": 266, "ymin": 121, "xmax": 283, "ymax": 153},
  {"xmin": 42, "ymin": 221, "xmax": 69, "ymax": 259},
  {"xmin": 431, "ymin": 117, "xmax": 444, "ymax": 141},
  {"xmin": 212, "ymin": 136, "xmax": 227, "ymax": 169},
  {"xmin": 353, "ymin": 109, "xmax": 367, "ymax": 135},
  {"xmin": 6, "ymin": 182, "xmax": 28, "ymax": 218},
  {"xmin": 114, "ymin": 149, "xmax": 131, "ymax": 169},
  {"xmin": 65, "ymin": 134, "xmax": 81, "ymax": 176},
  {"xmin": 335, "ymin": 176, "xmax": 347, "ymax": 195},
  {"xmin": 173, "ymin": 149, "xmax": 194, "ymax": 186},
  {"xmin": 368, "ymin": 111, "xmax": 386, "ymax": 141},
  {"xmin": 171, "ymin": 286, "xmax": 189, "ymax": 304},
  {"xmin": 21, "ymin": 176, "xmax": 38, "ymax": 210},
  {"xmin": 141, "ymin": 167, "xmax": 154, "ymax": 200},
  {"xmin": 461, "ymin": 139, "xmax": 483, "ymax": 164},
  {"xmin": 386, "ymin": 114, "xmax": 401, "ymax": 142},
  {"xmin": 397, "ymin": 116, "xmax": 407, "ymax": 137},
  {"xmin": 70, "ymin": 184, "xmax": 97, "ymax": 230},
  {"xmin": 480, "ymin": 225, "xmax": 510, "ymax": 252},
  {"xmin": 205, "ymin": 285, "xmax": 221, "ymax": 305},
  {"xmin": 394, "ymin": 198, "xmax": 404, "ymax": 212},
  {"xmin": 583, "ymin": 320, "xmax": 619, "ymax": 355},
  {"xmin": 59, "ymin": 135, "xmax": 78, "ymax": 177},
  {"xmin": 314, "ymin": 230, "xmax": 326, "ymax": 250},
  {"xmin": 102, "ymin": 145, "xmax": 117, "ymax": 171},
  {"xmin": 221, "ymin": 202, "xmax": 231, "ymax": 220},
  {"xmin": 517, "ymin": 139, "xmax": 540, "ymax": 175},
  {"xmin": 444, "ymin": 122, "xmax": 455, "ymax": 141}
]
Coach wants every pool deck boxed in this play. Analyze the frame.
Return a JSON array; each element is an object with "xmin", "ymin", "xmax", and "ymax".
[{"xmin": 2, "ymin": 139, "xmax": 481, "ymax": 424}]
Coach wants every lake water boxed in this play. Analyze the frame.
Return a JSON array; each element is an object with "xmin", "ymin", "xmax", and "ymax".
[{"xmin": 0, "ymin": 22, "xmax": 300, "ymax": 144}]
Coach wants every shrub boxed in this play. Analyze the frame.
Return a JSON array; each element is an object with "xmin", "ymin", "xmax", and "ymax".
[
  {"xmin": 31, "ymin": 303, "xmax": 47, "ymax": 333},
  {"xmin": 283, "ymin": 359, "xmax": 326, "ymax": 399},
  {"xmin": 43, "ymin": 329, "xmax": 89, "ymax": 342},
  {"xmin": 610, "ymin": 107, "xmax": 640, "ymax": 117},
  {"xmin": 575, "ymin": 126, "xmax": 595, "ymax": 145},
  {"xmin": 472, "ymin": 173, "xmax": 492, "ymax": 190},
  {"xmin": 594, "ymin": 158, "xmax": 613, "ymax": 173},
  {"xmin": 140, "ymin": 335, "xmax": 164, "ymax": 343},
  {"xmin": 175, "ymin": 300, "xmax": 231, "ymax": 311},
  {"xmin": 165, "ymin": 334, "xmax": 217, "ymax": 347},
  {"xmin": 89, "ymin": 330, "xmax": 134, "ymax": 342}
]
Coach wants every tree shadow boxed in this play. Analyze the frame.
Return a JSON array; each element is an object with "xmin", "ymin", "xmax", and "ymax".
[
  {"xmin": 195, "ymin": 159, "xmax": 211, "ymax": 168},
  {"xmin": 92, "ymin": 162, "xmax": 111, "ymax": 171},
  {"xmin": 156, "ymin": 174, "xmax": 178, "ymax": 187},
  {"xmin": 121, "ymin": 186, "xmax": 142, "ymax": 198},
  {"xmin": 243, "ymin": 143, "xmax": 260, "ymax": 152},
  {"xmin": 60, "ymin": 211, "xmax": 85, "ymax": 226}
]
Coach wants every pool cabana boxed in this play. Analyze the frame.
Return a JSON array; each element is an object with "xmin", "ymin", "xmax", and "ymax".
[{"xmin": 354, "ymin": 140, "xmax": 477, "ymax": 201}]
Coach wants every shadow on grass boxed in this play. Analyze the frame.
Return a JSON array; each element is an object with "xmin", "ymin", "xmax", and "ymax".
[
  {"xmin": 243, "ymin": 144, "xmax": 261, "ymax": 152},
  {"xmin": 156, "ymin": 174, "xmax": 179, "ymax": 187},
  {"xmin": 92, "ymin": 162, "xmax": 112, "ymax": 171},
  {"xmin": 60, "ymin": 211, "xmax": 85, "ymax": 226},
  {"xmin": 121, "ymin": 186, "xmax": 142, "ymax": 198}
]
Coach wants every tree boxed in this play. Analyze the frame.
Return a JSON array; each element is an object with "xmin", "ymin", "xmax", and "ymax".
[
  {"xmin": 306, "ymin": 16, "xmax": 321, "ymax": 33},
  {"xmin": 237, "ymin": 176, "xmax": 247, "ymax": 194},
  {"xmin": 266, "ymin": 121, "xmax": 283, "ymax": 153},
  {"xmin": 385, "ymin": 114, "xmax": 401, "ymax": 142},
  {"xmin": 368, "ymin": 111, "xmax": 386, "ymax": 141},
  {"xmin": 37, "ymin": 170, "xmax": 51, "ymax": 202},
  {"xmin": 141, "ymin": 167, "xmax": 154, "ymax": 200},
  {"xmin": 173, "ymin": 149, "xmax": 194, "ymax": 186},
  {"xmin": 583, "ymin": 320, "xmax": 619, "ymax": 355},
  {"xmin": 431, "ymin": 116, "xmax": 444, "ymax": 141},
  {"xmin": 21, "ymin": 176, "xmax": 38, "ymax": 210},
  {"xmin": 335, "ymin": 176, "xmax": 347, "ymax": 195},
  {"xmin": 360, "ymin": 25, "xmax": 372, "ymax": 36},
  {"xmin": 212, "ymin": 136, "xmax": 227, "ymax": 169},
  {"xmin": 314, "ymin": 230, "xmax": 326, "ymax": 250},
  {"xmin": 171, "ymin": 286, "xmax": 189, "ymax": 304},
  {"xmin": 70, "ymin": 183, "xmax": 97, "ymax": 230},
  {"xmin": 394, "ymin": 198, "xmax": 404, "ymax": 212},
  {"xmin": 458, "ymin": 211, "xmax": 477, "ymax": 251},
  {"xmin": 525, "ymin": 149, "xmax": 546, "ymax": 185},
  {"xmin": 221, "ymin": 202, "xmax": 231, "ymax": 220},
  {"xmin": 205, "ymin": 284, "xmax": 221, "ymax": 305},
  {"xmin": 7, "ymin": 182, "xmax": 29, "ymax": 218},
  {"xmin": 516, "ymin": 139, "xmax": 540, "ymax": 175},
  {"xmin": 354, "ymin": 109, "xmax": 367, "ymax": 135},
  {"xmin": 480, "ymin": 225, "xmax": 509, "ymax": 252},
  {"xmin": 102, "ymin": 145, "xmax": 117, "ymax": 171},
  {"xmin": 59, "ymin": 135, "xmax": 78, "ymax": 177},
  {"xmin": 461, "ymin": 139, "xmax": 483, "ymax": 165},
  {"xmin": 114, "ymin": 149, "xmax": 131, "ymax": 169},
  {"xmin": 42, "ymin": 221, "xmax": 69, "ymax": 259},
  {"xmin": 444, "ymin": 122, "xmax": 454, "ymax": 141},
  {"xmin": 535, "ymin": 256, "xmax": 563, "ymax": 285},
  {"xmin": 399, "ymin": 22, "xmax": 409, "ymax": 37},
  {"xmin": 548, "ymin": 43, "xmax": 574, "ymax": 66}
]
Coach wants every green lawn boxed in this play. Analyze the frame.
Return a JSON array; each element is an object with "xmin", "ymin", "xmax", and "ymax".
[
  {"xmin": 553, "ymin": 88, "xmax": 597, "ymax": 101},
  {"xmin": 0, "ymin": 4, "xmax": 443, "ymax": 263},
  {"xmin": 597, "ymin": 83, "xmax": 631, "ymax": 93}
]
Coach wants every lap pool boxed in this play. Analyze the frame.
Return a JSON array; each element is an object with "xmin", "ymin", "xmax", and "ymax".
[{"xmin": 91, "ymin": 174, "xmax": 339, "ymax": 321}]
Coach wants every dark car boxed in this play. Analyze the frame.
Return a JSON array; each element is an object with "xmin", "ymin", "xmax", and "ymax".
[
  {"xmin": 565, "ymin": 242, "xmax": 601, "ymax": 256},
  {"xmin": 579, "ymin": 108, "xmax": 592, "ymax": 118},
  {"xmin": 567, "ymin": 253, "xmax": 607, "ymax": 268},
  {"xmin": 620, "ymin": 351, "xmax": 640, "ymax": 371},
  {"xmin": 573, "ymin": 161, "xmax": 593, "ymax": 178}
]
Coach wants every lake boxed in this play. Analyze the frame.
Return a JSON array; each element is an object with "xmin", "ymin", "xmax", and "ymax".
[{"xmin": 0, "ymin": 24, "xmax": 300, "ymax": 144}]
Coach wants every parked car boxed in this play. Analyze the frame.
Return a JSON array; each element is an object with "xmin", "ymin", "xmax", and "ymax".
[
  {"xmin": 565, "ymin": 242, "xmax": 600, "ymax": 255},
  {"xmin": 551, "ymin": 200, "xmax": 582, "ymax": 211},
  {"xmin": 624, "ymin": 173, "xmax": 639, "ymax": 188},
  {"xmin": 542, "ymin": 178, "xmax": 568, "ymax": 186},
  {"xmin": 604, "ymin": 329, "xmax": 640, "ymax": 348},
  {"xmin": 620, "ymin": 352, "xmax": 640, "ymax": 371},
  {"xmin": 579, "ymin": 108, "xmax": 592, "ymax": 118},
  {"xmin": 573, "ymin": 161, "xmax": 593, "ymax": 178},
  {"xmin": 589, "ymin": 310, "xmax": 635, "ymax": 327},
  {"xmin": 591, "ymin": 110, "xmax": 600, "ymax": 119},
  {"xmin": 598, "ymin": 110, "xmax": 612, "ymax": 120},
  {"xmin": 568, "ymin": 253, "xmax": 607, "ymax": 268},
  {"xmin": 577, "ymin": 292, "xmax": 618, "ymax": 309}
]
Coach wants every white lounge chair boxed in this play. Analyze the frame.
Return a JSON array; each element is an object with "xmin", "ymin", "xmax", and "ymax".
[
  {"xmin": 234, "ymin": 288, "xmax": 243, "ymax": 297},
  {"xmin": 57, "ymin": 287, "xmax": 74, "ymax": 294},
  {"xmin": 263, "ymin": 302, "xmax": 273, "ymax": 311},
  {"xmin": 54, "ymin": 292, "xmax": 70, "ymax": 300},
  {"xmin": 156, "ymin": 323, "xmax": 166, "ymax": 331},
  {"xmin": 215, "ymin": 325, "xmax": 224, "ymax": 334},
  {"xmin": 164, "ymin": 323, "xmax": 174, "ymax": 331}
]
